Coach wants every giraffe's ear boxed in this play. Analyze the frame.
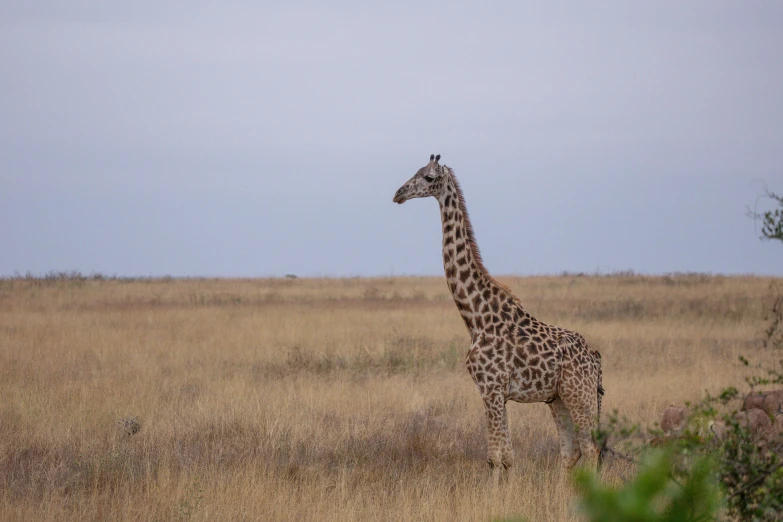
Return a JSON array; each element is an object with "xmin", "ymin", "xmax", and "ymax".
[
  {"xmin": 430, "ymin": 154, "xmax": 435, "ymax": 162},
  {"xmin": 435, "ymin": 154, "xmax": 441, "ymax": 163}
]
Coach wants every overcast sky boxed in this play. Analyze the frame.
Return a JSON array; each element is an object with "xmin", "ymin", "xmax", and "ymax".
[{"xmin": 1, "ymin": 2, "xmax": 782, "ymax": 277}]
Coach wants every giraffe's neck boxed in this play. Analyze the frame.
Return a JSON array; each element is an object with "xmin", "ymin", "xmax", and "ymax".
[{"xmin": 437, "ymin": 173, "xmax": 499, "ymax": 339}]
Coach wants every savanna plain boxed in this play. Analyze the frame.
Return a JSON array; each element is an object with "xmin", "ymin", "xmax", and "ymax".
[{"xmin": 0, "ymin": 274, "xmax": 780, "ymax": 521}]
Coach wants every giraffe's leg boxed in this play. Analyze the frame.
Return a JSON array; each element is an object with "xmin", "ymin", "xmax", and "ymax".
[
  {"xmin": 548, "ymin": 398, "xmax": 581, "ymax": 469},
  {"xmin": 500, "ymin": 398, "xmax": 513, "ymax": 474},
  {"xmin": 482, "ymin": 390, "xmax": 512, "ymax": 484},
  {"xmin": 561, "ymin": 393, "xmax": 600, "ymax": 470}
]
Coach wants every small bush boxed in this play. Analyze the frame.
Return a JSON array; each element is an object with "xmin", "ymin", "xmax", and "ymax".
[{"xmin": 575, "ymin": 449, "xmax": 720, "ymax": 522}]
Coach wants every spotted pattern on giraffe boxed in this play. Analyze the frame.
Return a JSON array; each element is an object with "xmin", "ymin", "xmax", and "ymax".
[{"xmin": 394, "ymin": 155, "xmax": 605, "ymax": 481}]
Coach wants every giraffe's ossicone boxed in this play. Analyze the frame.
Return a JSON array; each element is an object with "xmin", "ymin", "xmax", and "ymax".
[{"xmin": 394, "ymin": 155, "xmax": 605, "ymax": 480}]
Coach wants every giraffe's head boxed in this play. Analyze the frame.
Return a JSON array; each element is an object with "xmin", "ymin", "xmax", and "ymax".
[{"xmin": 393, "ymin": 154, "xmax": 448, "ymax": 204}]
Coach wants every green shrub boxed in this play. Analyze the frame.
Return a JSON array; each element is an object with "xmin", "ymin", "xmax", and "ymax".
[{"xmin": 575, "ymin": 449, "xmax": 719, "ymax": 522}]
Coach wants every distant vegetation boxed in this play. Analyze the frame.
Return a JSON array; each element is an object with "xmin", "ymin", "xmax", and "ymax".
[{"xmin": 2, "ymin": 270, "xmax": 174, "ymax": 283}]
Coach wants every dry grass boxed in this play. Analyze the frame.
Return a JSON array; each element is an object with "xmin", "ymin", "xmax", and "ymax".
[{"xmin": 0, "ymin": 274, "xmax": 779, "ymax": 521}]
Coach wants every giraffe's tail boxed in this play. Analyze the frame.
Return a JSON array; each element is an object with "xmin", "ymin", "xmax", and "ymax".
[{"xmin": 597, "ymin": 368, "xmax": 604, "ymax": 423}]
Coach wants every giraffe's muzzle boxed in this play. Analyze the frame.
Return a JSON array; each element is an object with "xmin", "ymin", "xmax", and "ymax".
[{"xmin": 393, "ymin": 188, "xmax": 407, "ymax": 204}]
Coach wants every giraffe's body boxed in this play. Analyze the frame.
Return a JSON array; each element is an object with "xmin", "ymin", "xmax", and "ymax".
[{"xmin": 394, "ymin": 155, "xmax": 604, "ymax": 479}]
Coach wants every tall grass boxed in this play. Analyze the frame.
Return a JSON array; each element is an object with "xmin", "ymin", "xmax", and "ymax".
[{"xmin": 0, "ymin": 274, "xmax": 778, "ymax": 521}]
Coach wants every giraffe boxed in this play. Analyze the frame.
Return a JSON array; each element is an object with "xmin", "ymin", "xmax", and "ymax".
[{"xmin": 393, "ymin": 154, "xmax": 604, "ymax": 481}]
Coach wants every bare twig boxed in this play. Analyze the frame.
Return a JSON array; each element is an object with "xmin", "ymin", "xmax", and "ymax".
[{"xmin": 601, "ymin": 444, "xmax": 639, "ymax": 465}]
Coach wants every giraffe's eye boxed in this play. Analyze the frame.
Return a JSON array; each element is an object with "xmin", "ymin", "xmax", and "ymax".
[{"xmin": 423, "ymin": 175, "xmax": 434, "ymax": 183}]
